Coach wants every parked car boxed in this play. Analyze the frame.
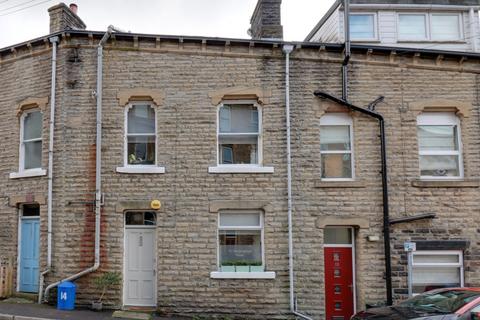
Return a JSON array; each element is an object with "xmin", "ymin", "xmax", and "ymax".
[{"xmin": 351, "ymin": 288, "xmax": 480, "ymax": 320}]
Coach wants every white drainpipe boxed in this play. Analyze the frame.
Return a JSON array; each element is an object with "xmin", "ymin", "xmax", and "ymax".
[
  {"xmin": 38, "ymin": 35, "xmax": 59, "ymax": 304},
  {"xmin": 43, "ymin": 26, "xmax": 117, "ymax": 301},
  {"xmin": 283, "ymin": 44, "xmax": 314, "ymax": 320}
]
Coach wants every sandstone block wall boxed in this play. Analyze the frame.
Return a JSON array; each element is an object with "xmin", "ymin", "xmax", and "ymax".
[{"xmin": 0, "ymin": 34, "xmax": 479, "ymax": 318}]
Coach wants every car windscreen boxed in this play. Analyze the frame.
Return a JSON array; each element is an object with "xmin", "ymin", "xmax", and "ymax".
[{"xmin": 399, "ymin": 290, "xmax": 480, "ymax": 313}]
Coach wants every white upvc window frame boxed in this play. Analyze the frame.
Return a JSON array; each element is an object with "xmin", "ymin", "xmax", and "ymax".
[
  {"xmin": 430, "ymin": 12, "xmax": 464, "ymax": 41},
  {"xmin": 208, "ymin": 100, "xmax": 274, "ymax": 174},
  {"xmin": 397, "ymin": 12, "xmax": 464, "ymax": 42},
  {"xmin": 397, "ymin": 13, "xmax": 429, "ymax": 41},
  {"xmin": 116, "ymin": 102, "xmax": 165, "ymax": 174},
  {"xmin": 349, "ymin": 12, "xmax": 378, "ymax": 41},
  {"xmin": 417, "ymin": 112, "xmax": 463, "ymax": 180},
  {"xmin": 408, "ymin": 250, "xmax": 464, "ymax": 297},
  {"xmin": 210, "ymin": 210, "xmax": 275, "ymax": 279},
  {"xmin": 320, "ymin": 113, "xmax": 355, "ymax": 181},
  {"xmin": 10, "ymin": 109, "xmax": 46, "ymax": 179}
]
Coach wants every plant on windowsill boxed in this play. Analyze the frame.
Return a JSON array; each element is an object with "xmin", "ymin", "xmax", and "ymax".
[
  {"xmin": 91, "ymin": 272, "xmax": 121, "ymax": 311},
  {"xmin": 220, "ymin": 261, "xmax": 263, "ymax": 272}
]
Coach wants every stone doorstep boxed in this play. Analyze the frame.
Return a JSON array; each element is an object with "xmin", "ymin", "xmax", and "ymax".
[
  {"xmin": 112, "ymin": 311, "xmax": 153, "ymax": 320},
  {"xmin": 9, "ymin": 293, "xmax": 38, "ymax": 303}
]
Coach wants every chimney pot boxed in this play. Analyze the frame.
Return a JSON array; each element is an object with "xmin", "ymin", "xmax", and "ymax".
[{"xmin": 69, "ymin": 3, "xmax": 78, "ymax": 15}]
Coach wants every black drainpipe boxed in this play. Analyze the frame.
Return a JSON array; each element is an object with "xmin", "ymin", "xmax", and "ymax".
[
  {"xmin": 313, "ymin": 90, "xmax": 393, "ymax": 306},
  {"xmin": 342, "ymin": 0, "xmax": 351, "ymax": 101}
]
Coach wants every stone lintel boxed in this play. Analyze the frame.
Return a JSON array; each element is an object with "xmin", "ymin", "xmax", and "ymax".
[
  {"xmin": 208, "ymin": 87, "xmax": 272, "ymax": 105},
  {"xmin": 316, "ymin": 216, "xmax": 370, "ymax": 229},
  {"xmin": 117, "ymin": 88, "xmax": 164, "ymax": 106},
  {"xmin": 209, "ymin": 200, "xmax": 270, "ymax": 213},
  {"xmin": 9, "ymin": 193, "xmax": 47, "ymax": 207},
  {"xmin": 16, "ymin": 97, "xmax": 49, "ymax": 116},
  {"xmin": 410, "ymin": 99, "xmax": 471, "ymax": 118}
]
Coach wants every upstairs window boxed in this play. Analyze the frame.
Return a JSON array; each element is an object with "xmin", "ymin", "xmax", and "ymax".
[
  {"xmin": 349, "ymin": 13, "xmax": 376, "ymax": 40},
  {"xmin": 21, "ymin": 110, "xmax": 42, "ymax": 171},
  {"xmin": 320, "ymin": 114, "xmax": 354, "ymax": 180},
  {"xmin": 431, "ymin": 14, "xmax": 461, "ymax": 40},
  {"xmin": 417, "ymin": 113, "xmax": 462, "ymax": 179},
  {"xmin": 125, "ymin": 103, "xmax": 156, "ymax": 166},
  {"xmin": 398, "ymin": 13, "xmax": 462, "ymax": 41},
  {"xmin": 218, "ymin": 103, "xmax": 260, "ymax": 165},
  {"xmin": 398, "ymin": 14, "xmax": 427, "ymax": 40}
]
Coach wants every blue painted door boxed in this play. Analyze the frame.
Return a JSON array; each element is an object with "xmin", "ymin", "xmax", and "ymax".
[{"xmin": 19, "ymin": 218, "xmax": 40, "ymax": 293}]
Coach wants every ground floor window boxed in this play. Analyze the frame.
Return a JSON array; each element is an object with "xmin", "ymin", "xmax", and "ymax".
[
  {"xmin": 409, "ymin": 250, "xmax": 464, "ymax": 295},
  {"xmin": 218, "ymin": 211, "xmax": 264, "ymax": 272}
]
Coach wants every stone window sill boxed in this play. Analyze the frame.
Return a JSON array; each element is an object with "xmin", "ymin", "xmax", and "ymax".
[
  {"xmin": 210, "ymin": 271, "xmax": 276, "ymax": 279},
  {"xmin": 116, "ymin": 166, "xmax": 165, "ymax": 174},
  {"xmin": 208, "ymin": 165, "xmax": 274, "ymax": 174},
  {"xmin": 411, "ymin": 179, "xmax": 479, "ymax": 188},
  {"xmin": 314, "ymin": 179, "xmax": 365, "ymax": 188},
  {"xmin": 9, "ymin": 169, "xmax": 47, "ymax": 179}
]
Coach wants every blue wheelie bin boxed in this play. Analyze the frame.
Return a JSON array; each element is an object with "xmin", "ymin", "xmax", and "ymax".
[{"xmin": 57, "ymin": 281, "xmax": 76, "ymax": 310}]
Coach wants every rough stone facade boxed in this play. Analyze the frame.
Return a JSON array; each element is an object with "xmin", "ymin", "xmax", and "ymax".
[{"xmin": 0, "ymin": 26, "xmax": 480, "ymax": 320}]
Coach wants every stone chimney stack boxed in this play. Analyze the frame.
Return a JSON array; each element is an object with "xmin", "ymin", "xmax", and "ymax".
[
  {"xmin": 249, "ymin": 0, "xmax": 283, "ymax": 40},
  {"xmin": 48, "ymin": 2, "xmax": 86, "ymax": 34}
]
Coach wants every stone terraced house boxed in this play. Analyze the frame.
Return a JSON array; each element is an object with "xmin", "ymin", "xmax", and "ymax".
[{"xmin": 0, "ymin": 0, "xmax": 480, "ymax": 319}]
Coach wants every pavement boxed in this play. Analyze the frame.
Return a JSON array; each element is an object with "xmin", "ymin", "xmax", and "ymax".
[{"xmin": 0, "ymin": 298, "xmax": 189, "ymax": 320}]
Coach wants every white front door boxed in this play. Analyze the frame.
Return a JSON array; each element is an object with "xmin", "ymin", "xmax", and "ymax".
[{"xmin": 124, "ymin": 227, "xmax": 156, "ymax": 306}]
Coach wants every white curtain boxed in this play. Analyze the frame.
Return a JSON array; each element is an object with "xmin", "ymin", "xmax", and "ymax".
[
  {"xmin": 320, "ymin": 126, "xmax": 351, "ymax": 151},
  {"xmin": 220, "ymin": 212, "xmax": 261, "ymax": 227},
  {"xmin": 418, "ymin": 126, "xmax": 456, "ymax": 151},
  {"xmin": 413, "ymin": 267, "xmax": 460, "ymax": 285}
]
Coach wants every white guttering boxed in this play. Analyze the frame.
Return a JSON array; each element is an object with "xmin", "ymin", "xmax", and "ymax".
[
  {"xmin": 43, "ymin": 26, "xmax": 118, "ymax": 301},
  {"xmin": 348, "ymin": 4, "xmax": 480, "ymax": 10},
  {"xmin": 38, "ymin": 35, "xmax": 59, "ymax": 304},
  {"xmin": 282, "ymin": 44, "xmax": 314, "ymax": 320},
  {"xmin": 470, "ymin": 8, "xmax": 478, "ymax": 52}
]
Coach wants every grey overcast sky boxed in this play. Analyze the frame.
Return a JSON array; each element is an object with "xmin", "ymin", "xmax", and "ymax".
[{"xmin": 0, "ymin": 0, "xmax": 335, "ymax": 48}]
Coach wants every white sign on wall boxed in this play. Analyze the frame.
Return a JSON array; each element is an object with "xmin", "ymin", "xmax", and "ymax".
[{"xmin": 404, "ymin": 242, "xmax": 416, "ymax": 252}]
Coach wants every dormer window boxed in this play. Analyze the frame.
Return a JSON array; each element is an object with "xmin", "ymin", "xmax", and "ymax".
[
  {"xmin": 431, "ymin": 14, "xmax": 461, "ymax": 41},
  {"xmin": 349, "ymin": 13, "xmax": 376, "ymax": 40},
  {"xmin": 398, "ymin": 14, "xmax": 428, "ymax": 40},
  {"xmin": 398, "ymin": 13, "xmax": 462, "ymax": 41}
]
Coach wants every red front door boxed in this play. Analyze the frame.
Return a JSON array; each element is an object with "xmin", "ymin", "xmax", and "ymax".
[{"xmin": 324, "ymin": 247, "xmax": 354, "ymax": 320}]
